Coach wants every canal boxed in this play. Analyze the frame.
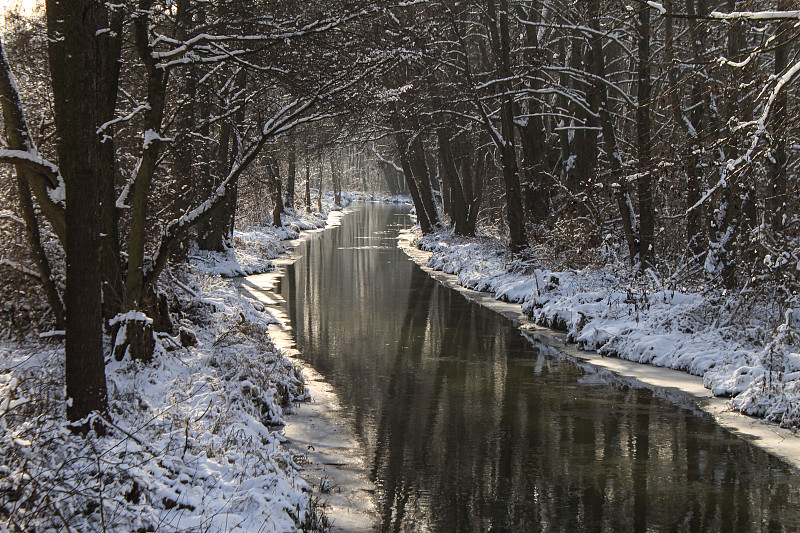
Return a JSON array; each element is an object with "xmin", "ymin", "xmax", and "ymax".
[{"xmin": 277, "ymin": 204, "xmax": 800, "ymax": 532}]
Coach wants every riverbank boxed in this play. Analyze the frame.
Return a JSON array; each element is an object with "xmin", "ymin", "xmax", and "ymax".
[
  {"xmin": 399, "ymin": 228, "xmax": 800, "ymax": 470},
  {"xmin": 0, "ymin": 192, "xmax": 382, "ymax": 532},
  {"xmin": 237, "ymin": 205, "xmax": 380, "ymax": 532}
]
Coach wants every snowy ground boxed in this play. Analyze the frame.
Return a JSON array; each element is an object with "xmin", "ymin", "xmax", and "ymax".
[
  {"xmin": 411, "ymin": 228, "xmax": 800, "ymax": 434},
  {"xmin": 0, "ymin": 191, "xmax": 381, "ymax": 532}
]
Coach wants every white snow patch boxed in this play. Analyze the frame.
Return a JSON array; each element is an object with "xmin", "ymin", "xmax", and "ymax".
[{"xmin": 109, "ymin": 310, "xmax": 153, "ymax": 326}]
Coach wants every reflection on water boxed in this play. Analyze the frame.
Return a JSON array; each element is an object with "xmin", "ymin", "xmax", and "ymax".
[{"xmin": 280, "ymin": 204, "xmax": 800, "ymax": 532}]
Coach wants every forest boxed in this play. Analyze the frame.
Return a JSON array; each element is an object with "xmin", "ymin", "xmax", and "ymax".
[{"xmin": 0, "ymin": 0, "xmax": 799, "ymax": 530}]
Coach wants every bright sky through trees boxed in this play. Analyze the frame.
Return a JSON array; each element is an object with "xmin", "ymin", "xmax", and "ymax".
[{"xmin": 0, "ymin": 0, "xmax": 36, "ymax": 18}]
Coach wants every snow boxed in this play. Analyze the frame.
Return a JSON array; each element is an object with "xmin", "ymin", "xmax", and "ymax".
[
  {"xmin": 411, "ymin": 228, "xmax": 800, "ymax": 431},
  {"xmin": 97, "ymin": 104, "xmax": 150, "ymax": 135},
  {"xmin": 0, "ymin": 209, "xmax": 24, "ymax": 225},
  {"xmin": 0, "ymin": 194, "xmax": 365, "ymax": 531},
  {"xmin": 0, "ymin": 280, "xmax": 318, "ymax": 531},
  {"xmin": 0, "ymin": 257, "xmax": 40, "ymax": 279},
  {"xmin": 142, "ymin": 128, "xmax": 171, "ymax": 150},
  {"xmin": 709, "ymin": 9, "xmax": 800, "ymax": 20},
  {"xmin": 109, "ymin": 310, "xmax": 153, "ymax": 326},
  {"xmin": 189, "ymin": 202, "xmax": 355, "ymax": 279},
  {"xmin": 47, "ymin": 176, "xmax": 65, "ymax": 204},
  {"xmin": 0, "ymin": 148, "xmax": 64, "ymax": 202},
  {"xmin": 647, "ymin": 1, "xmax": 667, "ymax": 14}
]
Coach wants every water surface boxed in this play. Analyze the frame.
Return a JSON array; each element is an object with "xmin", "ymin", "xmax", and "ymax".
[{"xmin": 279, "ymin": 204, "xmax": 800, "ymax": 532}]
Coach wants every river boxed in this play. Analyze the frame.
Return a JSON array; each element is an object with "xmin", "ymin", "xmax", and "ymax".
[{"xmin": 275, "ymin": 204, "xmax": 800, "ymax": 532}]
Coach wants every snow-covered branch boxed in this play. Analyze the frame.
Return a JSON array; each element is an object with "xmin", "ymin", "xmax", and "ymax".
[
  {"xmin": 152, "ymin": 5, "xmax": 382, "ymax": 68},
  {"xmin": 0, "ymin": 149, "xmax": 62, "ymax": 191},
  {"xmin": 372, "ymin": 145, "xmax": 403, "ymax": 173},
  {"xmin": 0, "ymin": 210, "xmax": 24, "ymax": 225},
  {"xmin": 646, "ymin": 1, "xmax": 667, "ymax": 15},
  {"xmin": 0, "ymin": 258, "xmax": 41, "ymax": 280},
  {"xmin": 688, "ymin": 58, "xmax": 800, "ymax": 215},
  {"xmin": 143, "ymin": 96, "xmax": 324, "ymax": 287},
  {"xmin": 0, "ymin": 38, "xmax": 66, "ymax": 218},
  {"xmin": 709, "ymin": 10, "xmax": 800, "ymax": 21},
  {"xmin": 541, "ymin": 66, "xmax": 637, "ymax": 107},
  {"xmin": 97, "ymin": 104, "xmax": 150, "ymax": 135}
]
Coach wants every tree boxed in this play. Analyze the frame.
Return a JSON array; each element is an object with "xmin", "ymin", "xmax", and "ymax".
[
  {"xmin": 285, "ymin": 136, "xmax": 297, "ymax": 210},
  {"xmin": 0, "ymin": 0, "xmax": 394, "ymax": 426},
  {"xmin": 636, "ymin": 2, "xmax": 655, "ymax": 268},
  {"xmin": 45, "ymin": 0, "xmax": 111, "ymax": 429},
  {"xmin": 0, "ymin": 38, "xmax": 65, "ymax": 330},
  {"xmin": 483, "ymin": 0, "xmax": 527, "ymax": 252}
]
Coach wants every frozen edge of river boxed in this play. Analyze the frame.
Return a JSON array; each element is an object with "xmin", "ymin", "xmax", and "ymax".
[
  {"xmin": 397, "ymin": 229, "xmax": 800, "ymax": 473},
  {"xmin": 240, "ymin": 206, "xmax": 378, "ymax": 532}
]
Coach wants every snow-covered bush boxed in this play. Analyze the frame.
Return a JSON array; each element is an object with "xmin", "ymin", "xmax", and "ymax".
[{"xmin": 0, "ymin": 259, "xmax": 321, "ymax": 532}]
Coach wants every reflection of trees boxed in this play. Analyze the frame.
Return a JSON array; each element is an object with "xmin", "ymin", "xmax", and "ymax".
[
  {"xmin": 372, "ymin": 265, "xmax": 436, "ymax": 530},
  {"xmin": 282, "ymin": 205, "xmax": 800, "ymax": 532}
]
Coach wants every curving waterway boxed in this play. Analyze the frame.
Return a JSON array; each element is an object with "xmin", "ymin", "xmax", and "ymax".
[{"xmin": 275, "ymin": 204, "xmax": 800, "ymax": 532}]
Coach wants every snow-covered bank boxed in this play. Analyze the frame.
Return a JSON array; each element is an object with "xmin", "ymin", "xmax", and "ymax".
[
  {"xmin": 234, "ymin": 195, "xmax": 387, "ymax": 532},
  {"xmin": 0, "ymin": 192, "xmax": 378, "ymax": 532},
  {"xmin": 405, "ymin": 228, "xmax": 800, "ymax": 441},
  {"xmin": 0, "ymin": 260, "xmax": 320, "ymax": 532}
]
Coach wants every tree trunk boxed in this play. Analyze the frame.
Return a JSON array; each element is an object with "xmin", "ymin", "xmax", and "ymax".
[
  {"xmin": 466, "ymin": 153, "xmax": 484, "ymax": 235},
  {"xmin": 575, "ymin": 39, "xmax": 598, "ymax": 190},
  {"xmin": 115, "ymin": 0, "xmax": 172, "ymax": 368},
  {"xmin": 396, "ymin": 134, "xmax": 433, "ymax": 234},
  {"xmin": 614, "ymin": 182, "xmax": 639, "ymax": 264},
  {"xmin": 197, "ymin": 67, "xmax": 245, "ymax": 252},
  {"xmin": 409, "ymin": 134, "xmax": 441, "ymax": 228},
  {"xmin": 317, "ymin": 155, "xmax": 323, "ymax": 212},
  {"xmin": 684, "ymin": 0, "xmax": 706, "ymax": 257},
  {"xmin": 285, "ymin": 136, "xmax": 296, "ymax": 209},
  {"xmin": 126, "ymin": 0, "xmax": 169, "ymax": 312},
  {"xmin": 636, "ymin": 3, "xmax": 654, "ymax": 268},
  {"xmin": 517, "ymin": 3, "xmax": 550, "ymax": 226},
  {"xmin": 518, "ymin": 112, "xmax": 550, "ymax": 225},
  {"xmin": 437, "ymin": 128, "xmax": 470, "ymax": 235},
  {"xmin": 196, "ymin": 117, "xmax": 230, "ymax": 252},
  {"xmin": 767, "ymin": 1, "xmax": 789, "ymax": 233},
  {"xmin": 441, "ymin": 156, "xmax": 453, "ymax": 222},
  {"xmin": 330, "ymin": 157, "xmax": 342, "ymax": 207},
  {"xmin": 97, "ymin": 9, "xmax": 124, "ymax": 324},
  {"xmin": 486, "ymin": 0, "xmax": 527, "ymax": 252},
  {"xmin": 46, "ymin": 0, "xmax": 109, "ymax": 430},
  {"xmin": 556, "ymin": 39, "xmax": 572, "ymax": 174},
  {"xmin": 16, "ymin": 171, "xmax": 65, "ymax": 329},
  {"xmin": 304, "ymin": 157, "xmax": 312, "ymax": 212},
  {"xmin": 718, "ymin": 0, "xmax": 745, "ymax": 288},
  {"xmin": 222, "ymin": 178, "xmax": 239, "ymax": 240},
  {"xmin": 0, "ymin": 43, "xmax": 66, "ymax": 244},
  {"xmin": 269, "ymin": 157, "xmax": 284, "ymax": 226},
  {"xmin": 588, "ymin": 0, "xmax": 637, "ymax": 265}
]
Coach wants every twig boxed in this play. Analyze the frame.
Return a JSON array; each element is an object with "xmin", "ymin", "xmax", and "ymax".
[
  {"xmin": 170, "ymin": 272, "xmax": 199, "ymax": 298},
  {"xmin": 96, "ymin": 414, "xmax": 159, "ymax": 456}
]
